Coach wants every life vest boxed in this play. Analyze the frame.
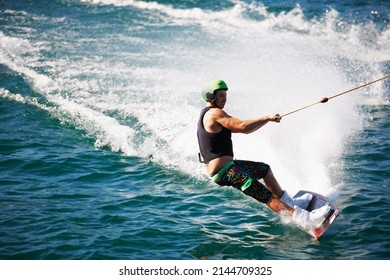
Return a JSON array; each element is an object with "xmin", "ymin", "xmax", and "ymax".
[{"xmin": 197, "ymin": 107, "xmax": 233, "ymax": 163}]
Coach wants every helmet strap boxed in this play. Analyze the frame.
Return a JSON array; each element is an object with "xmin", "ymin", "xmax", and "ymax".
[{"xmin": 210, "ymin": 91, "xmax": 219, "ymax": 108}]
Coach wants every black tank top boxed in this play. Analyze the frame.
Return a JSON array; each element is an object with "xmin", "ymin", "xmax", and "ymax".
[{"xmin": 197, "ymin": 107, "xmax": 234, "ymax": 163}]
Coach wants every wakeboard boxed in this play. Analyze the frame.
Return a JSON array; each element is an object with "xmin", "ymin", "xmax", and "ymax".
[{"xmin": 293, "ymin": 190, "xmax": 340, "ymax": 239}]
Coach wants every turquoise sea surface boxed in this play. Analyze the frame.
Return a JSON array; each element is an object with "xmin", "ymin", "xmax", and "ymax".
[{"xmin": 1, "ymin": 0, "xmax": 389, "ymax": 259}]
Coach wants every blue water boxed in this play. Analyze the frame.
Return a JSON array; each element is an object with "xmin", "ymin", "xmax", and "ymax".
[{"xmin": 0, "ymin": 0, "xmax": 389, "ymax": 260}]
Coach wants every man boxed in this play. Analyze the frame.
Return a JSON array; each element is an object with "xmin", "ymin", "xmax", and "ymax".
[{"xmin": 197, "ymin": 80, "xmax": 330, "ymax": 231}]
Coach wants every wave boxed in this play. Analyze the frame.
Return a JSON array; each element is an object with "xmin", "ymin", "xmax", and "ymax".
[
  {"xmin": 0, "ymin": 32, "xmax": 54, "ymax": 92},
  {"xmin": 79, "ymin": 0, "xmax": 390, "ymax": 59}
]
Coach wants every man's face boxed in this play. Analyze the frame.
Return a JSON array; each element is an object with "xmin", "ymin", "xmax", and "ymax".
[{"xmin": 214, "ymin": 89, "xmax": 227, "ymax": 109}]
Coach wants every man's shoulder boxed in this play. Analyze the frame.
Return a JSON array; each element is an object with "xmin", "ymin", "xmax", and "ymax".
[
  {"xmin": 203, "ymin": 108, "xmax": 226, "ymax": 127},
  {"xmin": 207, "ymin": 107, "xmax": 226, "ymax": 117}
]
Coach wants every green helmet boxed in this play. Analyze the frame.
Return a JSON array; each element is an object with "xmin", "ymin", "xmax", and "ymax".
[{"xmin": 201, "ymin": 80, "xmax": 228, "ymax": 102}]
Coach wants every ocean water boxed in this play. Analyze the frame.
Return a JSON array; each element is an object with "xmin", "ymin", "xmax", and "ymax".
[{"xmin": 0, "ymin": 0, "xmax": 389, "ymax": 260}]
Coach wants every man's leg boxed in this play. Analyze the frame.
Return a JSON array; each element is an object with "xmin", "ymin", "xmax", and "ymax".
[
  {"xmin": 263, "ymin": 168, "xmax": 284, "ymax": 198},
  {"xmin": 263, "ymin": 167, "xmax": 312, "ymax": 209}
]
